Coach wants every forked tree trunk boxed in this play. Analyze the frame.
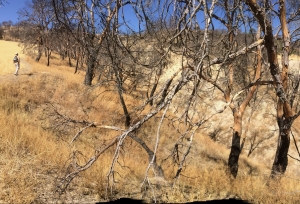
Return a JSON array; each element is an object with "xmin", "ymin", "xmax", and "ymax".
[
  {"xmin": 271, "ymin": 0, "xmax": 293, "ymax": 176},
  {"xmin": 227, "ymin": 25, "xmax": 262, "ymax": 178},
  {"xmin": 83, "ymin": 1, "xmax": 120, "ymax": 85},
  {"xmin": 246, "ymin": 0, "xmax": 294, "ymax": 176}
]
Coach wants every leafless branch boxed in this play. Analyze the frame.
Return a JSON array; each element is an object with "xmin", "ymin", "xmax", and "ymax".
[{"xmin": 70, "ymin": 122, "xmax": 96, "ymax": 144}]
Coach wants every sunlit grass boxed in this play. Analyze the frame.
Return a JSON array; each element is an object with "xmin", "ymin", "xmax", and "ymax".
[
  {"xmin": 0, "ymin": 40, "xmax": 22, "ymax": 75},
  {"xmin": 1, "ymin": 40, "xmax": 300, "ymax": 203}
]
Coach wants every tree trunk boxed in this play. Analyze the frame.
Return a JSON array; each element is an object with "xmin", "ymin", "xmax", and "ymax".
[
  {"xmin": 36, "ymin": 46, "xmax": 42, "ymax": 62},
  {"xmin": 74, "ymin": 47, "xmax": 81, "ymax": 74},
  {"xmin": 46, "ymin": 48, "xmax": 51, "ymax": 66},
  {"xmin": 117, "ymin": 88, "xmax": 131, "ymax": 128},
  {"xmin": 271, "ymin": 0, "xmax": 293, "ymax": 176},
  {"xmin": 109, "ymin": 57, "xmax": 131, "ymax": 127},
  {"xmin": 246, "ymin": 0, "xmax": 294, "ymax": 176},
  {"xmin": 149, "ymin": 67, "xmax": 162, "ymax": 106},
  {"xmin": 68, "ymin": 51, "xmax": 72, "ymax": 67},
  {"xmin": 84, "ymin": 51, "xmax": 97, "ymax": 86},
  {"xmin": 228, "ymin": 111, "xmax": 242, "ymax": 178},
  {"xmin": 157, "ymin": 78, "xmax": 173, "ymax": 106},
  {"xmin": 75, "ymin": 56, "xmax": 79, "ymax": 74},
  {"xmin": 114, "ymin": 67, "xmax": 131, "ymax": 127},
  {"xmin": 149, "ymin": 83, "xmax": 158, "ymax": 106},
  {"xmin": 271, "ymin": 117, "xmax": 291, "ymax": 175}
]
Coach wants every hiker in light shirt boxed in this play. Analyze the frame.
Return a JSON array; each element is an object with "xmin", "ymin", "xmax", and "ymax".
[{"xmin": 13, "ymin": 52, "xmax": 20, "ymax": 76}]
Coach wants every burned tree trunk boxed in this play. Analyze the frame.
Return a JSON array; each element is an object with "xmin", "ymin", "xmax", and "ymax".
[
  {"xmin": 35, "ymin": 35, "xmax": 43, "ymax": 62},
  {"xmin": 227, "ymin": 24, "xmax": 263, "ymax": 178},
  {"xmin": 68, "ymin": 51, "xmax": 72, "ymax": 67},
  {"xmin": 46, "ymin": 47, "xmax": 51, "ymax": 66},
  {"xmin": 36, "ymin": 50, "xmax": 42, "ymax": 62},
  {"xmin": 84, "ymin": 48, "xmax": 99, "ymax": 86},
  {"xmin": 228, "ymin": 111, "xmax": 242, "ymax": 178},
  {"xmin": 246, "ymin": 0, "xmax": 294, "ymax": 176},
  {"xmin": 272, "ymin": 117, "xmax": 291, "ymax": 175},
  {"xmin": 271, "ymin": 0, "xmax": 293, "ymax": 176},
  {"xmin": 149, "ymin": 65, "xmax": 163, "ymax": 106},
  {"xmin": 113, "ymin": 65, "xmax": 131, "ymax": 127},
  {"xmin": 117, "ymin": 86, "xmax": 131, "ymax": 128}
]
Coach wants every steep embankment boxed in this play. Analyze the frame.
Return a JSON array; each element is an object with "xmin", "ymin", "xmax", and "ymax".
[{"xmin": 154, "ymin": 47, "xmax": 300, "ymax": 185}]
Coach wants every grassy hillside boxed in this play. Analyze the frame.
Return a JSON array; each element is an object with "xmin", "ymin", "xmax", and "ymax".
[{"xmin": 0, "ymin": 40, "xmax": 300, "ymax": 203}]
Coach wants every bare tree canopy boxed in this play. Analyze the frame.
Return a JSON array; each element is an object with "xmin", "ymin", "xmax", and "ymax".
[{"xmin": 3, "ymin": 0, "xmax": 300, "ymax": 202}]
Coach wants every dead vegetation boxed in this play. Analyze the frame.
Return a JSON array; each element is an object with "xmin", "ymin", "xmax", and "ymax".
[{"xmin": 0, "ymin": 40, "xmax": 300, "ymax": 203}]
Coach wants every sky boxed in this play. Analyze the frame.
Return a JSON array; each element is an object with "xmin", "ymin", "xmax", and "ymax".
[
  {"xmin": 0, "ymin": 0, "xmax": 26, "ymax": 24},
  {"xmin": 0, "ymin": 0, "xmax": 281, "ymax": 34},
  {"xmin": 0, "ymin": 0, "xmax": 140, "ymax": 29}
]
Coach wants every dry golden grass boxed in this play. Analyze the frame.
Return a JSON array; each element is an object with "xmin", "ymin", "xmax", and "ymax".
[
  {"xmin": 1, "ymin": 40, "xmax": 300, "ymax": 203},
  {"xmin": 0, "ymin": 41, "xmax": 23, "ymax": 75}
]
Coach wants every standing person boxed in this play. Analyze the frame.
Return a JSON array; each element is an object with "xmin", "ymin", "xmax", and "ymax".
[{"xmin": 13, "ymin": 52, "xmax": 20, "ymax": 76}]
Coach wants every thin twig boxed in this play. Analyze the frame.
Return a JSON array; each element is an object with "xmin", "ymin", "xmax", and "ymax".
[
  {"xmin": 288, "ymin": 154, "xmax": 300, "ymax": 162},
  {"xmin": 291, "ymin": 130, "xmax": 300, "ymax": 158},
  {"xmin": 70, "ymin": 123, "xmax": 95, "ymax": 144}
]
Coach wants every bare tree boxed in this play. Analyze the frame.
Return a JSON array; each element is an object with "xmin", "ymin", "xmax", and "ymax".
[
  {"xmin": 51, "ymin": 0, "xmax": 131, "ymax": 85},
  {"xmin": 192, "ymin": 0, "xmax": 268, "ymax": 178},
  {"xmin": 18, "ymin": 0, "xmax": 56, "ymax": 64},
  {"xmin": 50, "ymin": 0, "xmax": 267, "ymax": 191},
  {"xmin": 245, "ymin": 0, "xmax": 300, "ymax": 176},
  {"xmin": 17, "ymin": 1, "xmax": 300, "ymax": 201}
]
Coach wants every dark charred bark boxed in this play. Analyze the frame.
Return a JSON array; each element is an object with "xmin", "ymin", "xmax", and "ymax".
[
  {"xmin": 112, "ymin": 65, "xmax": 131, "ymax": 127},
  {"xmin": 84, "ymin": 49, "xmax": 98, "ymax": 86},
  {"xmin": 149, "ymin": 67, "xmax": 162, "ymax": 106},
  {"xmin": 68, "ymin": 52, "xmax": 72, "ymax": 67},
  {"xmin": 271, "ymin": 117, "xmax": 292, "ymax": 175},
  {"xmin": 118, "ymin": 88, "xmax": 131, "ymax": 128},
  {"xmin": 246, "ymin": 0, "xmax": 293, "ymax": 177},
  {"xmin": 157, "ymin": 78, "xmax": 173, "ymax": 106},
  {"xmin": 46, "ymin": 47, "xmax": 51, "ymax": 66},
  {"xmin": 75, "ymin": 57, "xmax": 79, "ymax": 74},
  {"xmin": 228, "ymin": 131, "xmax": 241, "ymax": 178},
  {"xmin": 74, "ymin": 47, "xmax": 81, "ymax": 74},
  {"xmin": 149, "ymin": 83, "xmax": 158, "ymax": 106}
]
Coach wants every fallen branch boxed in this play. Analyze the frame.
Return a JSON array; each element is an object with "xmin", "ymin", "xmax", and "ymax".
[
  {"xmin": 70, "ymin": 123, "xmax": 96, "ymax": 144},
  {"xmin": 57, "ymin": 136, "xmax": 119, "ymax": 193}
]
